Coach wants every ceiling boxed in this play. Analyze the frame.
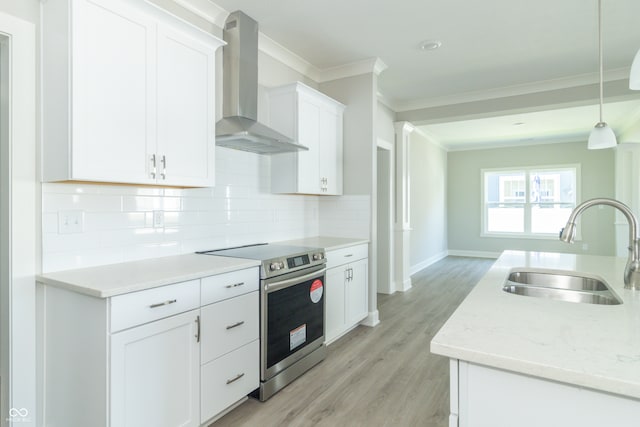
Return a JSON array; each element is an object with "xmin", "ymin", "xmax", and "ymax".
[{"xmin": 205, "ymin": 0, "xmax": 640, "ymax": 149}]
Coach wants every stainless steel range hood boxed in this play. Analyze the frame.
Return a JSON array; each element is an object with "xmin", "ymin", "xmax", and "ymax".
[{"xmin": 216, "ymin": 11, "xmax": 307, "ymax": 154}]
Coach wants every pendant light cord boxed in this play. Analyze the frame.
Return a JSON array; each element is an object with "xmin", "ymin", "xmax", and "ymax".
[{"xmin": 598, "ymin": 0, "xmax": 604, "ymax": 123}]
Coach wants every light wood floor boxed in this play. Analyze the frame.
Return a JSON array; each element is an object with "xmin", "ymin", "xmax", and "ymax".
[{"xmin": 213, "ymin": 256, "xmax": 494, "ymax": 427}]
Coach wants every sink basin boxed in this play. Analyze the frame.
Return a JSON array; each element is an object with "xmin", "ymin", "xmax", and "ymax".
[
  {"xmin": 503, "ymin": 284, "xmax": 622, "ymax": 305},
  {"xmin": 506, "ymin": 270, "xmax": 608, "ymax": 291},
  {"xmin": 502, "ymin": 269, "xmax": 622, "ymax": 305}
]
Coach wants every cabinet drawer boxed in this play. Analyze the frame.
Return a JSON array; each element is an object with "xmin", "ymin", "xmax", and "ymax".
[
  {"xmin": 201, "ymin": 267, "xmax": 259, "ymax": 305},
  {"xmin": 326, "ymin": 244, "xmax": 368, "ymax": 269},
  {"xmin": 201, "ymin": 340, "xmax": 259, "ymax": 424},
  {"xmin": 110, "ymin": 279, "xmax": 200, "ymax": 332},
  {"xmin": 201, "ymin": 291, "xmax": 259, "ymax": 364}
]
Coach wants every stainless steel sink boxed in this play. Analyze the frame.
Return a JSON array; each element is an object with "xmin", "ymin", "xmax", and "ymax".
[
  {"xmin": 503, "ymin": 269, "xmax": 622, "ymax": 305},
  {"xmin": 506, "ymin": 270, "xmax": 608, "ymax": 291}
]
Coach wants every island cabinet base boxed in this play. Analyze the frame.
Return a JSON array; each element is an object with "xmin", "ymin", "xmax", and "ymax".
[{"xmin": 449, "ymin": 359, "xmax": 640, "ymax": 427}]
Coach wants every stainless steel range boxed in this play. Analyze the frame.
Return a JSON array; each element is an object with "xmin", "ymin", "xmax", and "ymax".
[{"xmin": 198, "ymin": 243, "xmax": 327, "ymax": 401}]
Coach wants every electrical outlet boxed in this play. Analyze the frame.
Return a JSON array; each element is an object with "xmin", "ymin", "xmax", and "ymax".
[
  {"xmin": 58, "ymin": 210, "xmax": 84, "ymax": 234},
  {"xmin": 153, "ymin": 210, "xmax": 164, "ymax": 228}
]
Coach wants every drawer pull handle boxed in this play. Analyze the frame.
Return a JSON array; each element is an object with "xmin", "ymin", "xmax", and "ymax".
[
  {"xmin": 226, "ymin": 373, "xmax": 245, "ymax": 385},
  {"xmin": 225, "ymin": 282, "xmax": 245, "ymax": 289},
  {"xmin": 344, "ymin": 254, "xmax": 353, "ymax": 258},
  {"xmin": 149, "ymin": 299, "xmax": 177, "ymax": 309},
  {"xmin": 226, "ymin": 321, "xmax": 245, "ymax": 330}
]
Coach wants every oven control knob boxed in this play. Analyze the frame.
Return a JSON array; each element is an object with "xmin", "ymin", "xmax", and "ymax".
[
  {"xmin": 313, "ymin": 253, "xmax": 324, "ymax": 261},
  {"xmin": 270, "ymin": 262, "xmax": 281, "ymax": 271}
]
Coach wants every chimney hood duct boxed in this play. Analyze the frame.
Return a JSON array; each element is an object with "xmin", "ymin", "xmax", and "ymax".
[{"xmin": 216, "ymin": 11, "xmax": 307, "ymax": 154}]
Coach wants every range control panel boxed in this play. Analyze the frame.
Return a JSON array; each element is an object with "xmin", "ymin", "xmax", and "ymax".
[{"xmin": 267, "ymin": 250, "xmax": 325, "ymax": 276}]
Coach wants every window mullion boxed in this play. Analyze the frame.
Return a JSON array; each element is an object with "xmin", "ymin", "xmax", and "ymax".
[{"xmin": 524, "ymin": 170, "xmax": 531, "ymax": 234}]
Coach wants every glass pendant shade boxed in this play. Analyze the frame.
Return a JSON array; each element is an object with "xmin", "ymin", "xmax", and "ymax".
[
  {"xmin": 588, "ymin": 0, "xmax": 616, "ymax": 150},
  {"xmin": 588, "ymin": 122, "xmax": 617, "ymax": 149},
  {"xmin": 631, "ymin": 48, "xmax": 640, "ymax": 90}
]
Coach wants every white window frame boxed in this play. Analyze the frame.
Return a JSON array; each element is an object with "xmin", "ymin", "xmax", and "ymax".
[{"xmin": 480, "ymin": 164, "xmax": 581, "ymax": 240}]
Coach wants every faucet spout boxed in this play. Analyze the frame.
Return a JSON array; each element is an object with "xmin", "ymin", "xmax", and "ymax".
[{"xmin": 559, "ymin": 198, "xmax": 640, "ymax": 290}]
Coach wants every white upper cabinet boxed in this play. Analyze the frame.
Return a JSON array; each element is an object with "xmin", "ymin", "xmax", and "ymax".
[
  {"xmin": 268, "ymin": 82, "xmax": 345, "ymax": 195},
  {"xmin": 42, "ymin": 0, "xmax": 223, "ymax": 187}
]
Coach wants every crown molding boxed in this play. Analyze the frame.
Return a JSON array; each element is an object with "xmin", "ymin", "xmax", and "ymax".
[
  {"xmin": 395, "ymin": 67, "xmax": 632, "ymax": 113},
  {"xmin": 171, "ymin": 0, "xmax": 228, "ymax": 28},
  {"xmin": 412, "ymin": 128, "xmax": 449, "ymax": 151},
  {"xmin": 258, "ymin": 33, "xmax": 323, "ymax": 81},
  {"xmin": 315, "ymin": 57, "xmax": 388, "ymax": 83},
  {"xmin": 442, "ymin": 135, "xmax": 590, "ymax": 152},
  {"xmin": 394, "ymin": 121, "xmax": 415, "ymax": 134}
]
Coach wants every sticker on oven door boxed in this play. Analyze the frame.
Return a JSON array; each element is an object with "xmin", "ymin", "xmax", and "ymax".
[
  {"xmin": 310, "ymin": 279, "xmax": 323, "ymax": 303},
  {"xmin": 290, "ymin": 324, "xmax": 306, "ymax": 351}
]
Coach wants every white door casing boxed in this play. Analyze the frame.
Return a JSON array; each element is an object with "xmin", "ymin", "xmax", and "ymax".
[{"xmin": 0, "ymin": 11, "xmax": 37, "ymax": 427}]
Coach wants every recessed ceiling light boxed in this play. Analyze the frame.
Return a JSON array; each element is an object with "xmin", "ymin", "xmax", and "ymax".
[
  {"xmin": 513, "ymin": 122, "xmax": 525, "ymax": 126},
  {"xmin": 419, "ymin": 40, "xmax": 442, "ymax": 51}
]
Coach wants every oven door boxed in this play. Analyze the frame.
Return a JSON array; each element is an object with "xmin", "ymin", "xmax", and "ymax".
[{"xmin": 261, "ymin": 264, "xmax": 326, "ymax": 381}]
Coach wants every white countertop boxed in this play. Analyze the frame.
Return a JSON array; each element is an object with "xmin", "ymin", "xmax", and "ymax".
[
  {"xmin": 431, "ymin": 250, "xmax": 640, "ymax": 400},
  {"xmin": 37, "ymin": 254, "xmax": 260, "ymax": 298},
  {"xmin": 276, "ymin": 236, "xmax": 369, "ymax": 251}
]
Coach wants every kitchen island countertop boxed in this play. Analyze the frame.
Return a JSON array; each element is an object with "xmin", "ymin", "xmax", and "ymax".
[{"xmin": 431, "ymin": 250, "xmax": 640, "ymax": 400}]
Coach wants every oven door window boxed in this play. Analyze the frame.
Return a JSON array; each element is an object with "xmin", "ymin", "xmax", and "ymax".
[{"xmin": 266, "ymin": 274, "xmax": 324, "ymax": 369}]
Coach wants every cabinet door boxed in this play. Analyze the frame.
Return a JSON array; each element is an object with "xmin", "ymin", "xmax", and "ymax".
[
  {"xmin": 156, "ymin": 24, "xmax": 216, "ymax": 187},
  {"xmin": 296, "ymin": 97, "xmax": 321, "ymax": 193},
  {"xmin": 325, "ymin": 266, "xmax": 347, "ymax": 343},
  {"xmin": 72, "ymin": 0, "xmax": 156, "ymax": 184},
  {"xmin": 346, "ymin": 259, "xmax": 368, "ymax": 325},
  {"xmin": 110, "ymin": 309, "xmax": 200, "ymax": 427},
  {"xmin": 319, "ymin": 107, "xmax": 342, "ymax": 195}
]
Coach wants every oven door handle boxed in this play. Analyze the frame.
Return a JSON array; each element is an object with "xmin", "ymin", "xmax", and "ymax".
[{"xmin": 265, "ymin": 267, "xmax": 326, "ymax": 293}]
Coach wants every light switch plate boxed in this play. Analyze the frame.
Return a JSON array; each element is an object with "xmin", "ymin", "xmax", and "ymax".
[{"xmin": 58, "ymin": 210, "xmax": 85, "ymax": 234}]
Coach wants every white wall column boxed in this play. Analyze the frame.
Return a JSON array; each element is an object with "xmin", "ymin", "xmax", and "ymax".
[
  {"xmin": 394, "ymin": 121, "xmax": 414, "ymax": 292},
  {"xmin": 615, "ymin": 143, "xmax": 640, "ymax": 256}
]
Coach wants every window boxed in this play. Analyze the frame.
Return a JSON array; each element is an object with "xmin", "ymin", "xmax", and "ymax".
[{"xmin": 482, "ymin": 166, "xmax": 578, "ymax": 238}]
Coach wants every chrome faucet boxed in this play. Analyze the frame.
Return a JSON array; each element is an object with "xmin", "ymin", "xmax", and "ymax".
[{"xmin": 560, "ymin": 198, "xmax": 640, "ymax": 290}]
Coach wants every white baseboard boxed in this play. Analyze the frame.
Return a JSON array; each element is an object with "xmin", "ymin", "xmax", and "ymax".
[
  {"xmin": 409, "ymin": 250, "xmax": 448, "ymax": 276},
  {"xmin": 447, "ymin": 249, "xmax": 501, "ymax": 259},
  {"xmin": 398, "ymin": 278, "xmax": 412, "ymax": 292},
  {"xmin": 361, "ymin": 310, "xmax": 380, "ymax": 327}
]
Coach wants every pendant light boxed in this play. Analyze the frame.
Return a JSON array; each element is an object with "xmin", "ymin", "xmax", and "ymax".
[
  {"xmin": 631, "ymin": 48, "xmax": 640, "ymax": 90},
  {"xmin": 588, "ymin": 0, "xmax": 617, "ymax": 150}
]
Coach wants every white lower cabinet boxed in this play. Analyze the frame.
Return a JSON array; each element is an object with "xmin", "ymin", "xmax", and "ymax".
[
  {"xmin": 451, "ymin": 359, "xmax": 640, "ymax": 427},
  {"xmin": 40, "ymin": 267, "xmax": 260, "ymax": 427},
  {"xmin": 325, "ymin": 244, "xmax": 369, "ymax": 344},
  {"xmin": 200, "ymin": 289, "xmax": 259, "ymax": 424},
  {"xmin": 110, "ymin": 309, "xmax": 200, "ymax": 427},
  {"xmin": 201, "ymin": 340, "xmax": 259, "ymax": 423}
]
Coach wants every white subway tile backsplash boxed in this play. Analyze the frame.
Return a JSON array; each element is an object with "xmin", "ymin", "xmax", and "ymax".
[{"xmin": 41, "ymin": 156, "xmax": 371, "ymax": 272}]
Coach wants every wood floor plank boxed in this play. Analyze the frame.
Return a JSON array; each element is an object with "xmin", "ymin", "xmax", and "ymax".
[{"xmin": 211, "ymin": 256, "xmax": 494, "ymax": 427}]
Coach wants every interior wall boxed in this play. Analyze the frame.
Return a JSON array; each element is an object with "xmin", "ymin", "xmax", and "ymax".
[
  {"xmin": 0, "ymin": 0, "xmax": 38, "ymax": 24},
  {"xmin": 409, "ymin": 131, "xmax": 448, "ymax": 273},
  {"xmin": 447, "ymin": 141, "xmax": 616, "ymax": 256},
  {"xmin": 377, "ymin": 101, "xmax": 395, "ymax": 143},
  {"xmin": 320, "ymin": 74, "xmax": 376, "ymax": 196},
  {"xmin": 320, "ymin": 73, "xmax": 378, "ymax": 323}
]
